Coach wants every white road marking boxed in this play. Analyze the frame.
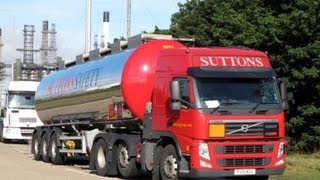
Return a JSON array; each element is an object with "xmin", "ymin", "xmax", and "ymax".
[
  {"xmin": 12, "ymin": 147, "xmax": 24, "ymax": 153},
  {"xmin": 65, "ymin": 168, "xmax": 106, "ymax": 179}
]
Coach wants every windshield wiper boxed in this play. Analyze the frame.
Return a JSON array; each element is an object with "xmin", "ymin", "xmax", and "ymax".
[
  {"xmin": 209, "ymin": 104, "xmax": 230, "ymax": 114},
  {"xmin": 249, "ymin": 102, "xmax": 268, "ymax": 113}
]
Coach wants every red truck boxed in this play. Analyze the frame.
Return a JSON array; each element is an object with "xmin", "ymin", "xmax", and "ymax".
[{"xmin": 31, "ymin": 34, "xmax": 288, "ymax": 180}]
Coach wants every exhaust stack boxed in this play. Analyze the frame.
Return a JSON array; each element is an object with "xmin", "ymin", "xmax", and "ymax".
[{"xmin": 102, "ymin": 11, "xmax": 110, "ymax": 48}]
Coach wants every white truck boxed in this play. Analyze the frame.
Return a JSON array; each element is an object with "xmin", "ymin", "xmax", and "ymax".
[{"xmin": 0, "ymin": 81, "xmax": 43, "ymax": 143}]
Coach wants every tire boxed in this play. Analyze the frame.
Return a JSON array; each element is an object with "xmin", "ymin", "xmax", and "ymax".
[
  {"xmin": 0, "ymin": 124, "xmax": 9, "ymax": 143},
  {"xmin": 0, "ymin": 123, "xmax": 3, "ymax": 142},
  {"xmin": 160, "ymin": 144, "xmax": 179, "ymax": 180},
  {"xmin": 152, "ymin": 145, "xmax": 163, "ymax": 180},
  {"xmin": 2, "ymin": 138, "xmax": 9, "ymax": 143},
  {"xmin": 116, "ymin": 143, "xmax": 139, "ymax": 178},
  {"xmin": 40, "ymin": 132, "xmax": 50, "ymax": 163},
  {"xmin": 49, "ymin": 133, "xmax": 64, "ymax": 165},
  {"xmin": 32, "ymin": 131, "xmax": 41, "ymax": 161},
  {"xmin": 94, "ymin": 139, "xmax": 110, "ymax": 176},
  {"xmin": 238, "ymin": 175, "xmax": 269, "ymax": 180}
]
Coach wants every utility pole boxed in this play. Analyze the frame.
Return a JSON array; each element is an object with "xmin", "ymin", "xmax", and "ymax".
[
  {"xmin": 127, "ymin": 0, "xmax": 131, "ymax": 39},
  {"xmin": 85, "ymin": 0, "xmax": 91, "ymax": 54}
]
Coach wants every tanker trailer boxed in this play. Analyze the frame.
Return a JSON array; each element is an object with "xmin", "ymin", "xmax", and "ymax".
[
  {"xmin": 31, "ymin": 39, "xmax": 186, "ymax": 176},
  {"xmin": 32, "ymin": 37, "xmax": 288, "ymax": 180}
]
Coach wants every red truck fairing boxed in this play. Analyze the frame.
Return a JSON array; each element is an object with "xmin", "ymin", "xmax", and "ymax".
[{"xmin": 153, "ymin": 47, "xmax": 286, "ymax": 178}]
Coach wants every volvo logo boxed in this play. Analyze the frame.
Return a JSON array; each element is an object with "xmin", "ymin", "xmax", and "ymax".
[
  {"xmin": 241, "ymin": 125, "xmax": 249, "ymax": 132},
  {"xmin": 226, "ymin": 122, "xmax": 264, "ymax": 135}
]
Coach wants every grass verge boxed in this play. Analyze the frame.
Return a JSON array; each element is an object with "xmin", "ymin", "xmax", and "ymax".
[{"xmin": 273, "ymin": 152, "xmax": 320, "ymax": 180}]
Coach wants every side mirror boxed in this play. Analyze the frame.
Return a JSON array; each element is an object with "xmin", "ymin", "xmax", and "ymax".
[
  {"xmin": 170, "ymin": 80, "xmax": 181, "ymax": 101},
  {"xmin": 0, "ymin": 93, "xmax": 7, "ymax": 107},
  {"xmin": 279, "ymin": 78, "xmax": 289, "ymax": 112},
  {"xmin": 0, "ymin": 108, "xmax": 5, "ymax": 118},
  {"xmin": 170, "ymin": 80, "xmax": 181, "ymax": 111},
  {"xmin": 170, "ymin": 101, "xmax": 182, "ymax": 111}
]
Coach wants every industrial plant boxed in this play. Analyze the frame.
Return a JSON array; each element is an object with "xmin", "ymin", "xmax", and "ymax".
[{"xmin": 15, "ymin": 21, "xmax": 61, "ymax": 81}]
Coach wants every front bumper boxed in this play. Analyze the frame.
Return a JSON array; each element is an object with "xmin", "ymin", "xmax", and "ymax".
[
  {"xmin": 2, "ymin": 127, "xmax": 33, "ymax": 140},
  {"xmin": 180, "ymin": 167, "xmax": 285, "ymax": 178}
]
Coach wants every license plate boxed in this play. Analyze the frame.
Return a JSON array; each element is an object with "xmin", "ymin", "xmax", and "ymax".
[{"xmin": 234, "ymin": 169, "xmax": 256, "ymax": 175}]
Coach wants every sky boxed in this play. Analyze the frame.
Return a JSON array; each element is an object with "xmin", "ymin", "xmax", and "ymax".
[{"xmin": 0, "ymin": 0, "xmax": 184, "ymax": 63}]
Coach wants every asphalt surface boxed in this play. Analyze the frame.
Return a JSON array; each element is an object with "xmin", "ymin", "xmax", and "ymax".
[
  {"xmin": 0, "ymin": 141, "xmax": 122, "ymax": 180},
  {"xmin": 0, "ymin": 141, "xmax": 278, "ymax": 180}
]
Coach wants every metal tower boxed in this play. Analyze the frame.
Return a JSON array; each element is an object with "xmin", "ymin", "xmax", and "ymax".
[
  {"xmin": 100, "ymin": 35, "xmax": 105, "ymax": 48},
  {"xmin": 93, "ymin": 34, "xmax": 98, "ymax": 49},
  {"xmin": 40, "ymin": 21, "xmax": 49, "ymax": 65},
  {"xmin": 127, "ymin": 0, "xmax": 131, "ymax": 39},
  {"xmin": 40, "ymin": 21, "xmax": 57, "ymax": 67},
  {"xmin": 48, "ymin": 23, "xmax": 57, "ymax": 66},
  {"xmin": 17, "ymin": 25, "xmax": 39, "ymax": 64},
  {"xmin": 0, "ymin": 28, "xmax": 5, "ymax": 80}
]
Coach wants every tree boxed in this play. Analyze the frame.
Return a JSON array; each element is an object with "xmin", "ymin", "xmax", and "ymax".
[{"xmin": 169, "ymin": 0, "xmax": 320, "ymax": 152}]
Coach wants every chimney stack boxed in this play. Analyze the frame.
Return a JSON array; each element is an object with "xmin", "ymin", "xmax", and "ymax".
[
  {"xmin": 102, "ymin": 11, "xmax": 110, "ymax": 48},
  {"xmin": 0, "ymin": 28, "xmax": 3, "ymax": 63}
]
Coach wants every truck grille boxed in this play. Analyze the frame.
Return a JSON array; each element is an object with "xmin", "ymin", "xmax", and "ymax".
[
  {"xmin": 225, "ymin": 122, "xmax": 264, "ymax": 136},
  {"xmin": 215, "ymin": 145, "xmax": 274, "ymax": 154},
  {"xmin": 217, "ymin": 158, "xmax": 271, "ymax": 167},
  {"xmin": 226, "ymin": 145, "xmax": 263, "ymax": 153},
  {"xmin": 21, "ymin": 128, "xmax": 34, "ymax": 136},
  {"xmin": 19, "ymin": 117, "xmax": 37, "ymax": 123}
]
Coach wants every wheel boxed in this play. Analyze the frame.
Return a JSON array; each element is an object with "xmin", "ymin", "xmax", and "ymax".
[
  {"xmin": 116, "ymin": 143, "xmax": 139, "ymax": 178},
  {"xmin": 94, "ymin": 139, "xmax": 110, "ymax": 176},
  {"xmin": 236, "ymin": 175, "xmax": 269, "ymax": 180},
  {"xmin": 2, "ymin": 138, "xmax": 9, "ymax": 143},
  {"xmin": 160, "ymin": 144, "xmax": 179, "ymax": 180},
  {"xmin": 32, "ymin": 131, "xmax": 41, "ymax": 160},
  {"xmin": 0, "ymin": 123, "xmax": 3, "ymax": 142},
  {"xmin": 49, "ymin": 133, "xmax": 64, "ymax": 165},
  {"xmin": 40, "ymin": 132, "xmax": 50, "ymax": 163},
  {"xmin": 152, "ymin": 145, "xmax": 163, "ymax": 180},
  {"xmin": 258, "ymin": 175, "xmax": 269, "ymax": 180}
]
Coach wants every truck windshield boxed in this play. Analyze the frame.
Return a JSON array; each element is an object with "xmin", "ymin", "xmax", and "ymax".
[
  {"xmin": 194, "ymin": 77, "xmax": 281, "ymax": 114},
  {"xmin": 8, "ymin": 93, "xmax": 35, "ymax": 109}
]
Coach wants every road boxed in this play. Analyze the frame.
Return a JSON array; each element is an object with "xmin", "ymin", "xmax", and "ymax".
[
  {"xmin": 0, "ymin": 141, "xmax": 123, "ymax": 180},
  {"xmin": 0, "ymin": 142, "xmax": 278, "ymax": 180}
]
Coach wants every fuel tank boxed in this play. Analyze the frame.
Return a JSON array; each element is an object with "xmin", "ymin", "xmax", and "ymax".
[{"xmin": 35, "ymin": 40, "xmax": 185, "ymax": 123}]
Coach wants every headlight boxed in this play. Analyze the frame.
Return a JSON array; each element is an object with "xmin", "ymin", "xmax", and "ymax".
[
  {"xmin": 5, "ymin": 129, "xmax": 11, "ymax": 134},
  {"xmin": 199, "ymin": 142, "xmax": 210, "ymax": 160},
  {"xmin": 277, "ymin": 142, "xmax": 285, "ymax": 158}
]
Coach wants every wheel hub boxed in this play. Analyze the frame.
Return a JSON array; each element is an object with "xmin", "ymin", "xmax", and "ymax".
[
  {"xmin": 51, "ymin": 140, "xmax": 56, "ymax": 158},
  {"xmin": 97, "ymin": 147, "xmax": 106, "ymax": 168},
  {"xmin": 34, "ymin": 138, "xmax": 39, "ymax": 154},
  {"xmin": 119, "ymin": 147, "xmax": 129, "ymax": 167},
  {"xmin": 43, "ymin": 139, "xmax": 47, "ymax": 156},
  {"xmin": 163, "ymin": 155, "xmax": 178, "ymax": 179}
]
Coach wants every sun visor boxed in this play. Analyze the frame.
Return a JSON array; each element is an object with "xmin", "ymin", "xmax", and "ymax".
[{"xmin": 187, "ymin": 67, "xmax": 277, "ymax": 78}]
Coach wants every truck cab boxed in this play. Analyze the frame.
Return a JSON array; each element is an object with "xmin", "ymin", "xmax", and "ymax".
[
  {"xmin": 0, "ymin": 81, "xmax": 43, "ymax": 142},
  {"xmin": 151, "ymin": 47, "xmax": 288, "ymax": 178}
]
